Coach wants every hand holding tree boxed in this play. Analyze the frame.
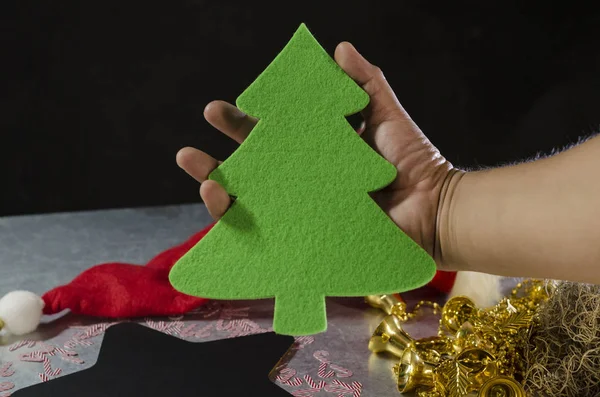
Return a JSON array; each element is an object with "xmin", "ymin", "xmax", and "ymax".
[{"xmin": 177, "ymin": 38, "xmax": 455, "ymax": 269}]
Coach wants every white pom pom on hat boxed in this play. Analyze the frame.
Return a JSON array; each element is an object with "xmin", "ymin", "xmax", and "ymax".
[{"xmin": 0, "ymin": 290, "xmax": 45, "ymax": 336}]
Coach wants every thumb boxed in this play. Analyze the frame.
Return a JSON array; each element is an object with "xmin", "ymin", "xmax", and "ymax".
[{"xmin": 334, "ymin": 42, "xmax": 411, "ymax": 126}]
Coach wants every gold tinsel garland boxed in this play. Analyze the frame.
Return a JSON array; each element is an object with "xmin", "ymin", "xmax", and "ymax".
[{"xmin": 367, "ymin": 279, "xmax": 551, "ymax": 397}]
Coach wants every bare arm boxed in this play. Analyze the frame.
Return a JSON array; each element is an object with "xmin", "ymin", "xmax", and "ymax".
[{"xmin": 438, "ymin": 135, "xmax": 600, "ymax": 283}]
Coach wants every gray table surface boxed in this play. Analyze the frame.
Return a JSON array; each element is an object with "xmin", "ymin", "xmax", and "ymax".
[{"xmin": 0, "ymin": 204, "xmax": 513, "ymax": 396}]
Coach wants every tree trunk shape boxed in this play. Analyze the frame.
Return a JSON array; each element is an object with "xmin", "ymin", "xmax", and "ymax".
[{"xmin": 274, "ymin": 294, "xmax": 326, "ymax": 335}]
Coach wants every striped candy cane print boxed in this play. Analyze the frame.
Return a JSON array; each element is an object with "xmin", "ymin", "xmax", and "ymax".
[
  {"xmin": 324, "ymin": 379, "xmax": 362, "ymax": 397},
  {"xmin": 275, "ymin": 367, "xmax": 303, "ymax": 386},
  {"xmin": 313, "ymin": 351, "xmax": 353, "ymax": 378},
  {"xmin": 0, "ymin": 363, "xmax": 14, "ymax": 378},
  {"xmin": 291, "ymin": 375, "xmax": 326, "ymax": 397}
]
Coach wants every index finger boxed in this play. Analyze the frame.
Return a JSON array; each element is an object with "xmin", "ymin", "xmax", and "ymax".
[
  {"xmin": 204, "ymin": 100, "xmax": 258, "ymax": 144},
  {"xmin": 334, "ymin": 42, "xmax": 411, "ymax": 127}
]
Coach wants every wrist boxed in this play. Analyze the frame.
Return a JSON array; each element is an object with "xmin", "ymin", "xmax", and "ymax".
[{"xmin": 434, "ymin": 168, "xmax": 467, "ymax": 270}]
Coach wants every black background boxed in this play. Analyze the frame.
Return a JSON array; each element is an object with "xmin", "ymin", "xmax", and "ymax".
[{"xmin": 2, "ymin": 1, "xmax": 600, "ymax": 216}]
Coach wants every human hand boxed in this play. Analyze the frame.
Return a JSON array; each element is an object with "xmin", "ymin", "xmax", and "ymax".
[{"xmin": 176, "ymin": 42, "xmax": 456, "ymax": 267}]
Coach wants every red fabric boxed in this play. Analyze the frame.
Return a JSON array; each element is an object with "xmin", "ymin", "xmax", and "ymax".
[
  {"xmin": 427, "ymin": 270, "xmax": 457, "ymax": 293},
  {"xmin": 42, "ymin": 221, "xmax": 456, "ymax": 319},
  {"xmin": 42, "ymin": 224, "xmax": 214, "ymax": 318}
]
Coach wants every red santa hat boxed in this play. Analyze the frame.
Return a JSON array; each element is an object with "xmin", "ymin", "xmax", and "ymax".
[{"xmin": 0, "ymin": 223, "xmax": 500, "ymax": 336}]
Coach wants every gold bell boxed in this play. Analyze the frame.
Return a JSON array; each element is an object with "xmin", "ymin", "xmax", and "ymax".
[
  {"xmin": 365, "ymin": 294, "xmax": 407, "ymax": 317},
  {"xmin": 369, "ymin": 315, "xmax": 415, "ymax": 357},
  {"xmin": 452, "ymin": 321, "xmax": 494, "ymax": 354},
  {"xmin": 477, "ymin": 376, "xmax": 526, "ymax": 397},
  {"xmin": 453, "ymin": 321, "xmax": 475, "ymax": 353},
  {"xmin": 441, "ymin": 296, "xmax": 477, "ymax": 333},
  {"xmin": 396, "ymin": 347, "xmax": 437, "ymax": 393},
  {"xmin": 456, "ymin": 348, "xmax": 498, "ymax": 390},
  {"xmin": 414, "ymin": 336, "xmax": 452, "ymax": 362}
]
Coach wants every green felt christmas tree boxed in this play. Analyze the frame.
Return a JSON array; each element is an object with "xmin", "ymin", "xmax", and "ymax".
[{"xmin": 169, "ymin": 23, "xmax": 436, "ymax": 336}]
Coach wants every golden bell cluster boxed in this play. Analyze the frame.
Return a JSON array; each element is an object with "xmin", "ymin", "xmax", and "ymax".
[
  {"xmin": 365, "ymin": 294, "xmax": 408, "ymax": 319},
  {"xmin": 366, "ymin": 280, "xmax": 549, "ymax": 397}
]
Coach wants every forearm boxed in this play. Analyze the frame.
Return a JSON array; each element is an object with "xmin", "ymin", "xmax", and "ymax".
[{"xmin": 439, "ymin": 135, "xmax": 600, "ymax": 283}]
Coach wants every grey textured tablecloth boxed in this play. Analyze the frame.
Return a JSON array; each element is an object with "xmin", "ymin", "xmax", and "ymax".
[{"xmin": 0, "ymin": 204, "xmax": 506, "ymax": 396}]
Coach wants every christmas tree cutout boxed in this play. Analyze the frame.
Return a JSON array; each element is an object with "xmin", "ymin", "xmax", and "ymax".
[{"xmin": 169, "ymin": 23, "xmax": 436, "ymax": 336}]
